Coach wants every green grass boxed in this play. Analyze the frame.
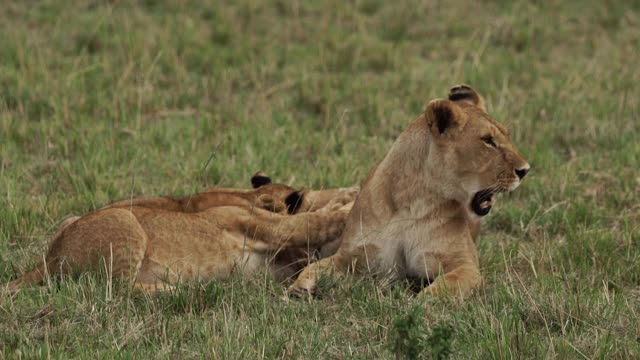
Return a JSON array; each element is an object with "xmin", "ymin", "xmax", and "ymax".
[{"xmin": 1, "ymin": 0, "xmax": 639, "ymax": 358}]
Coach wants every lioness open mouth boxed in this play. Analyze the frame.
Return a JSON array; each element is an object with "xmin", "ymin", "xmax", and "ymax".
[{"xmin": 471, "ymin": 189, "xmax": 494, "ymax": 216}]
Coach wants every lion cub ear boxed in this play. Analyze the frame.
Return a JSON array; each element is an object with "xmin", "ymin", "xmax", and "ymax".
[
  {"xmin": 285, "ymin": 191, "xmax": 305, "ymax": 214},
  {"xmin": 448, "ymin": 84, "xmax": 486, "ymax": 111},
  {"xmin": 425, "ymin": 99, "xmax": 466, "ymax": 136},
  {"xmin": 251, "ymin": 171, "xmax": 272, "ymax": 188}
]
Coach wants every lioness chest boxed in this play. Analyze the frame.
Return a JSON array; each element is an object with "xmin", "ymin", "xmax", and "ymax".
[{"xmin": 340, "ymin": 210, "xmax": 475, "ymax": 281}]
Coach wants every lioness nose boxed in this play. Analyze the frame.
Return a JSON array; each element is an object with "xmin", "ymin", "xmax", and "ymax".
[{"xmin": 515, "ymin": 166, "xmax": 530, "ymax": 180}]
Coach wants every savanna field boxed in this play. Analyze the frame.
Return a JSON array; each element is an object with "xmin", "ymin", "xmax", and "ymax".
[{"xmin": 1, "ymin": 0, "xmax": 639, "ymax": 358}]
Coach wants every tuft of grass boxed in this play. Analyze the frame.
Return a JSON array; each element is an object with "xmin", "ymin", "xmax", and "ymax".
[{"xmin": 1, "ymin": 0, "xmax": 639, "ymax": 358}]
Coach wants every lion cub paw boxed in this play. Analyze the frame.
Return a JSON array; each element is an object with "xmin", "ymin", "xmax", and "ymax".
[
  {"xmin": 317, "ymin": 186, "xmax": 360, "ymax": 212},
  {"xmin": 339, "ymin": 186, "xmax": 360, "ymax": 201}
]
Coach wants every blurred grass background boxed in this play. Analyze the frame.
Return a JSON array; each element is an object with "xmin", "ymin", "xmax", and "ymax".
[{"xmin": 1, "ymin": 0, "xmax": 639, "ymax": 358}]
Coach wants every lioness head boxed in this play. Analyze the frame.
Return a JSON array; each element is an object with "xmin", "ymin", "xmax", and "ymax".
[{"xmin": 425, "ymin": 85, "xmax": 530, "ymax": 216}]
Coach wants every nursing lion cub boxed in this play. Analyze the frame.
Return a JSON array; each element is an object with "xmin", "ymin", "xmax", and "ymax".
[
  {"xmin": 104, "ymin": 171, "xmax": 358, "ymax": 215},
  {"xmin": 289, "ymin": 85, "xmax": 530, "ymax": 299},
  {"xmin": 6, "ymin": 173, "xmax": 358, "ymax": 292}
]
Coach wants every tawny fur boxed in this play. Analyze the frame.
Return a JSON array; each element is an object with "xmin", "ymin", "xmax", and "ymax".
[
  {"xmin": 5, "ymin": 173, "xmax": 358, "ymax": 292},
  {"xmin": 289, "ymin": 85, "xmax": 530, "ymax": 299},
  {"xmin": 105, "ymin": 171, "xmax": 358, "ymax": 215}
]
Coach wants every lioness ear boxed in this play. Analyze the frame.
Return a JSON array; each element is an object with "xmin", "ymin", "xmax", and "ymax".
[
  {"xmin": 251, "ymin": 171, "xmax": 272, "ymax": 188},
  {"xmin": 425, "ymin": 99, "xmax": 465, "ymax": 136},
  {"xmin": 285, "ymin": 191, "xmax": 304, "ymax": 214},
  {"xmin": 448, "ymin": 84, "xmax": 486, "ymax": 111}
]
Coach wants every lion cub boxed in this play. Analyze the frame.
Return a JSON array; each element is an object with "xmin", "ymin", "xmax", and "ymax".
[
  {"xmin": 289, "ymin": 85, "xmax": 530, "ymax": 298},
  {"xmin": 103, "ymin": 171, "xmax": 358, "ymax": 215},
  {"xmin": 6, "ymin": 173, "xmax": 358, "ymax": 292}
]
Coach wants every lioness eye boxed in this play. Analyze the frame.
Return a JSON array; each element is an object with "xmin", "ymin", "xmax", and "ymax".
[{"xmin": 482, "ymin": 136, "xmax": 496, "ymax": 147}]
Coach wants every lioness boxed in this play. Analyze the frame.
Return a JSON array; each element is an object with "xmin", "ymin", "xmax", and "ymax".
[
  {"xmin": 6, "ymin": 173, "xmax": 358, "ymax": 292},
  {"xmin": 289, "ymin": 85, "xmax": 530, "ymax": 298}
]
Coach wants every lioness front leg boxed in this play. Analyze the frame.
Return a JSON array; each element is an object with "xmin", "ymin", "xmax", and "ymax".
[
  {"xmin": 419, "ymin": 262, "xmax": 481, "ymax": 299},
  {"xmin": 133, "ymin": 281, "xmax": 176, "ymax": 294},
  {"xmin": 287, "ymin": 255, "xmax": 347, "ymax": 297}
]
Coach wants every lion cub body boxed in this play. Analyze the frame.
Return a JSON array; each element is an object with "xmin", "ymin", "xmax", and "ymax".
[{"xmin": 7, "ymin": 173, "xmax": 358, "ymax": 292}]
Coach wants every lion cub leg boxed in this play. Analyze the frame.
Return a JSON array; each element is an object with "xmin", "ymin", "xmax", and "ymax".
[
  {"xmin": 44, "ymin": 208, "xmax": 149, "ymax": 285},
  {"xmin": 244, "ymin": 209, "xmax": 349, "ymax": 249},
  {"xmin": 315, "ymin": 187, "xmax": 360, "ymax": 212},
  {"xmin": 132, "ymin": 257, "xmax": 182, "ymax": 293},
  {"xmin": 419, "ymin": 262, "xmax": 482, "ymax": 299},
  {"xmin": 5, "ymin": 216, "xmax": 81, "ymax": 291}
]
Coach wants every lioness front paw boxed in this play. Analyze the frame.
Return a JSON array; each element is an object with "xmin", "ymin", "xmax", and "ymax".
[
  {"xmin": 285, "ymin": 277, "xmax": 318, "ymax": 299},
  {"xmin": 416, "ymin": 285, "xmax": 440, "ymax": 300},
  {"xmin": 416, "ymin": 282, "xmax": 474, "ymax": 300},
  {"xmin": 284, "ymin": 285, "xmax": 314, "ymax": 300}
]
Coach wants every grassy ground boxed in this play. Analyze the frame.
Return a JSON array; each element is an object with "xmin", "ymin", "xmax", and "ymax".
[{"xmin": 1, "ymin": 0, "xmax": 639, "ymax": 358}]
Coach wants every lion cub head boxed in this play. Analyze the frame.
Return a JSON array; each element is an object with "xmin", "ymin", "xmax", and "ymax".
[
  {"xmin": 425, "ymin": 85, "xmax": 530, "ymax": 216},
  {"xmin": 249, "ymin": 171, "xmax": 306, "ymax": 214},
  {"xmin": 249, "ymin": 171, "xmax": 358, "ymax": 215}
]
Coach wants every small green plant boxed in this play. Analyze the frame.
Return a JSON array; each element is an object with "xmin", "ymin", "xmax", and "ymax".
[
  {"xmin": 427, "ymin": 324, "xmax": 454, "ymax": 360},
  {"xmin": 389, "ymin": 305, "xmax": 427, "ymax": 359},
  {"xmin": 389, "ymin": 305, "xmax": 455, "ymax": 359}
]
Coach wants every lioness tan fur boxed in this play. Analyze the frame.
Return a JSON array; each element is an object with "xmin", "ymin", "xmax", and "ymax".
[
  {"xmin": 289, "ymin": 85, "xmax": 530, "ymax": 298},
  {"xmin": 6, "ymin": 173, "xmax": 358, "ymax": 292}
]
